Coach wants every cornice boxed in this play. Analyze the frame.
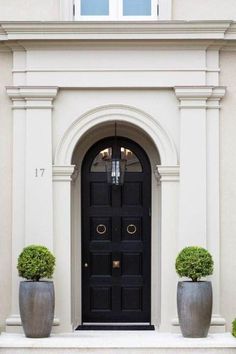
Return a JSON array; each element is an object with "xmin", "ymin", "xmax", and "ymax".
[
  {"xmin": 174, "ymin": 86, "xmax": 226, "ymax": 109},
  {"xmin": 6, "ymin": 86, "xmax": 58, "ymax": 99},
  {"xmin": 225, "ymin": 23, "xmax": 236, "ymax": 39},
  {"xmin": 6, "ymin": 86, "xmax": 59, "ymax": 109},
  {"xmin": 157, "ymin": 165, "xmax": 180, "ymax": 182},
  {"xmin": 0, "ymin": 21, "xmax": 233, "ymax": 41},
  {"xmin": 53, "ymin": 165, "xmax": 76, "ymax": 182}
]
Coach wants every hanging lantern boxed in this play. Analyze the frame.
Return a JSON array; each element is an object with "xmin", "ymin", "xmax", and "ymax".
[
  {"xmin": 106, "ymin": 158, "xmax": 126, "ymax": 185},
  {"xmin": 105, "ymin": 122, "xmax": 127, "ymax": 186}
]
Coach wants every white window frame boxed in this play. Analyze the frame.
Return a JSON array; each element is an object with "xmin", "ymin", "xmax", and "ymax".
[{"xmin": 74, "ymin": 0, "xmax": 164, "ymax": 21}]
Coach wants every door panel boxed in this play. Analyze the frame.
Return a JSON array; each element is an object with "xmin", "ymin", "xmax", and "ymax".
[
  {"xmin": 90, "ymin": 182, "xmax": 111, "ymax": 206},
  {"xmin": 90, "ymin": 287, "xmax": 112, "ymax": 311},
  {"xmin": 122, "ymin": 182, "xmax": 143, "ymax": 205},
  {"xmin": 121, "ymin": 287, "xmax": 143, "ymax": 311},
  {"xmin": 82, "ymin": 137, "xmax": 151, "ymax": 324},
  {"xmin": 122, "ymin": 253, "xmax": 142, "ymax": 275},
  {"xmin": 90, "ymin": 253, "xmax": 112, "ymax": 276}
]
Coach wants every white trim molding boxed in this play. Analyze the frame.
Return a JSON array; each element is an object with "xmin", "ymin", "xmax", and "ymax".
[
  {"xmin": 157, "ymin": 165, "xmax": 180, "ymax": 182},
  {"xmin": 0, "ymin": 21, "xmax": 232, "ymax": 41},
  {"xmin": 6, "ymin": 86, "xmax": 58, "ymax": 109},
  {"xmin": 53, "ymin": 165, "xmax": 76, "ymax": 182},
  {"xmin": 174, "ymin": 86, "xmax": 226, "ymax": 109},
  {"xmin": 54, "ymin": 104, "xmax": 178, "ymax": 167},
  {"xmin": 6, "ymin": 315, "xmax": 60, "ymax": 327}
]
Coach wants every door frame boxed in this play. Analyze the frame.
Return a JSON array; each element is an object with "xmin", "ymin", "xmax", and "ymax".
[{"xmin": 71, "ymin": 126, "xmax": 163, "ymax": 330}]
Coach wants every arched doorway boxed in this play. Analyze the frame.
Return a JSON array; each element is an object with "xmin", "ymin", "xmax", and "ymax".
[
  {"xmin": 54, "ymin": 106, "xmax": 178, "ymax": 331},
  {"xmin": 80, "ymin": 136, "xmax": 151, "ymax": 328}
]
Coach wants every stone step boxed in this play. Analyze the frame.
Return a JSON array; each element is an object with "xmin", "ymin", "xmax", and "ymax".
[{"xmin": 0, "ymin": 332, "xmax": 236, "ymax": 354}]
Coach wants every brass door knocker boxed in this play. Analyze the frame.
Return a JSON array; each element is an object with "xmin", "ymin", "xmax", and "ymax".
[
  {"xmin": 127, "ymin": 224, "xmax": 137, "ymax": 235},
  {"xmin": 96, "ymin": 224, "xmax": 107, "ymax": 235}
]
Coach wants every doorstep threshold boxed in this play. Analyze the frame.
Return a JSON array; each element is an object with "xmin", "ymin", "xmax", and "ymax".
[
  {"xmin": 77, "ymin": 324, "xmax": 155, "ymax": 330},
  {"xmin": 1, "ymin": 332, "xmax": 236, "ymax": 350}
]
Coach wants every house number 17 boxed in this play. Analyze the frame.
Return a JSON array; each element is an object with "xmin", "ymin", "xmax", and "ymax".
[{"xmin": 35, "ymin": 168, "xmax": 45, "ymax": 177}]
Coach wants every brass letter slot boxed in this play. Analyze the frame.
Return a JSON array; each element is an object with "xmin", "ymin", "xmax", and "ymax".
[{"xmin": 112, "ymin": 260, "xmax": 120, "ymax": 269}]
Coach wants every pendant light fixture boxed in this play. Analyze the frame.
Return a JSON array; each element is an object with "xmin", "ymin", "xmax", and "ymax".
[{"xmin": 105, "ymin": 122, "xmax": 126, "ymax": 185}]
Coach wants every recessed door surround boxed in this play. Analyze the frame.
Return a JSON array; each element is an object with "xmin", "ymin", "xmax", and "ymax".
[{"xmin": 81, "ymin": 137, "xmax": 151, "ymax": 326}]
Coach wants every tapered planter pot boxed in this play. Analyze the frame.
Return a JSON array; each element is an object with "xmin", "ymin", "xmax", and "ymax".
[
  {"xmin": 19, "ymin": 281, "xmax": 55, "ymax": 338},
  {"xmin": 177, "ymin": 281, "xmax": 212, "ymax": 338}
]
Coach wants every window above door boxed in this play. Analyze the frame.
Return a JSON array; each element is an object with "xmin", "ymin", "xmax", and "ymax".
[{"xmin": 73, "ymin": 0, "xmax": 169, "ymax": 21}]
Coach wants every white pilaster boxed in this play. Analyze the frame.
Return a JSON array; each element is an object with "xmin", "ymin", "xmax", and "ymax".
[
  {"xmin": 207, "ymin": 88, "xmax": 226, "ymax": 328},
  {"xmin": 5, "ymin": 93, "xmax": 26, "ymax": 328},
  {"xmin": 11, "ymin": 44, "xmax": 26, "ymax": 86},
  {"xmin": 53, "ymin": 165, "xmax": 75, "ymax": 332},
  {"xmin": 174, "ymin": 86, "xmax": 226, "ymax": 331},
  {"xmin": 157, "ymin": 166, "xmax": 179, "ymax": 331},
  {"xmin": 24, "ymin": 88, "xmax": 58, "ymax": 248},
  {"xmin": 175, "ymin": 87, "xmax": 212, "ymax": 248},
  {"xmin": 6, "ymin": 86, "xmax": 58, "ymax": 330}
]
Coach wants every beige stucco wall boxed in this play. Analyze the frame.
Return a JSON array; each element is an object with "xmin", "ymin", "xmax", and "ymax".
[
  {"xmin": 0, "ymin": 0, "xmax": 60, "ymax": 21},
  {"xmin": 0, "ymin": 50, "xmax": 12, "ymax": 331},
  {"xmin": 220, "ymin": 51, "xmax": 236, "ymax": 331},
  {"xmin": 1, "ymin": 0, "xmax": 236, "ymax": 22},
  {"xmin": 173, "ymin": 0, "xmax": 236, "ymax": 20}
]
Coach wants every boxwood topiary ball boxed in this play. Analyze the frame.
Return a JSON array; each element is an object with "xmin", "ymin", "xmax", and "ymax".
[
  {"xmin": 17, "ymin": 245, "xmax": 56, "ymax": 281},
  {"xmin": 232, "ymin": 319, "xmax": 236, "ymax": 337},
  {"xmin": 175, "ymin": 246, "xmax": 213, "ymax": 282}
]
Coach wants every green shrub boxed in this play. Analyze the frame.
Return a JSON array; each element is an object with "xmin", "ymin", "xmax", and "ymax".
[
  {"xmin": 17, "ymin": 245, "xmax": 56, "ymax": 281},
  {"xmin": 175, "ymin": 246, "xmax": 213, "ymax": 282},
  {"xmin": 232, "ymin": 319, "xmax": 236, "ymax": 337}
]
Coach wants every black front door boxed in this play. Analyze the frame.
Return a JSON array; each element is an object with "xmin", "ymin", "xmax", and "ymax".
[{"xmin": 81, "ymin": 137, "xmax": 151, "ymax": 324}]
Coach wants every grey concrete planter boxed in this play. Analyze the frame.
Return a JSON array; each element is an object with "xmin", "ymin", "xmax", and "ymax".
[
  {"xmin": 19, "ymin": 281, "xmax": 54, "ymax": 338},
  {"xmin": 177, "ymin": 281, "xmax": 212, "ymax": 338}
]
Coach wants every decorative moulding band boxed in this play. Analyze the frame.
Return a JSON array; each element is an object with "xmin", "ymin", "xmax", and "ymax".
[
  {"xmin": 53, "ymin": 165, "xmax": 76, "ymax": 181},
  {"xmin": 174, "ymin": 86, "xmax": 226, "ymax": 109},
  {"xmin": 6, "ymin": 86, "xmax": 59, "ymax": 100},
  {"xmin": 174, "ymin": 86, "xmax": 226, "ymax": 100},
  {"xmin": 156, "ymin": 165, "xmax": 180, "ymax": 182},
  {"xmin": 6, "ymin": 314, "xmax": 60, "ymax": 326},
  {"xmin": 6, "ymin": 87, "xmax": 59, "ymax": 109},
  {"xmin": 171, "ymin": 315, "xmax": 226, "ymax": 327},
  {"xmin": 0, "ymin": 21, "xmax": 232, "ymax": 41}
]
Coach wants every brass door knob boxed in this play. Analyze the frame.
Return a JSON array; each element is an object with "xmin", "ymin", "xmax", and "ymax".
[{"xmin": 112, "ymin": 260, "xmax": 120, "ymax": 269}]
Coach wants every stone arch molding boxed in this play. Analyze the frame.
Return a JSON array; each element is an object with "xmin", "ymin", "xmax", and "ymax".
[{"xmin": 54, "ymin": 105, "xmax": 178, "ymax": 166}]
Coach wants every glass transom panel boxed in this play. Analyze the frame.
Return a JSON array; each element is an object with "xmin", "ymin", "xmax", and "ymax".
[
  {"xmin": 90, "ymin": 147, "xmax": 142, "ymax": 173},
  {"xmin": 91, "ymin": 147, "xmax": 112, "ymax": 172},
  {"xmin": 123, "ymin": 0, "xmax": 151, "ymax": 16},
  {"xmin": 81, "ymin": 0, "xmax": 109, "ymax": 16},
  {"xmin": 121, "ymin": 147, "xmax": 142, "ymax": 172}
]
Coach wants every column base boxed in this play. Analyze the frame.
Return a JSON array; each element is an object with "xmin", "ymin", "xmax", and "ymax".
[
  {"xmin": 5, "ymin": 315, "xmax": 60, "ymax": 333},
  {"xmin": 171, "ymin": 315, "xmax": 226, "ymax": 333}
]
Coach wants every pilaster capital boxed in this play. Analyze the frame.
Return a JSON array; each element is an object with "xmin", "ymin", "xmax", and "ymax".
[
  {"xmin": 156, "ymin": 165, "xmax": 180, "ymax": 182},
  {"xmin": 6, "ymin": 86, "xmax": 59, "ymax": 109},
  {"xmin": 174, "ymin": 86, "xmax": 226, "ymax": 109},
  {"xmin": 53, "ymin": 165, "xmax": 76, "ymax": 182}
]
